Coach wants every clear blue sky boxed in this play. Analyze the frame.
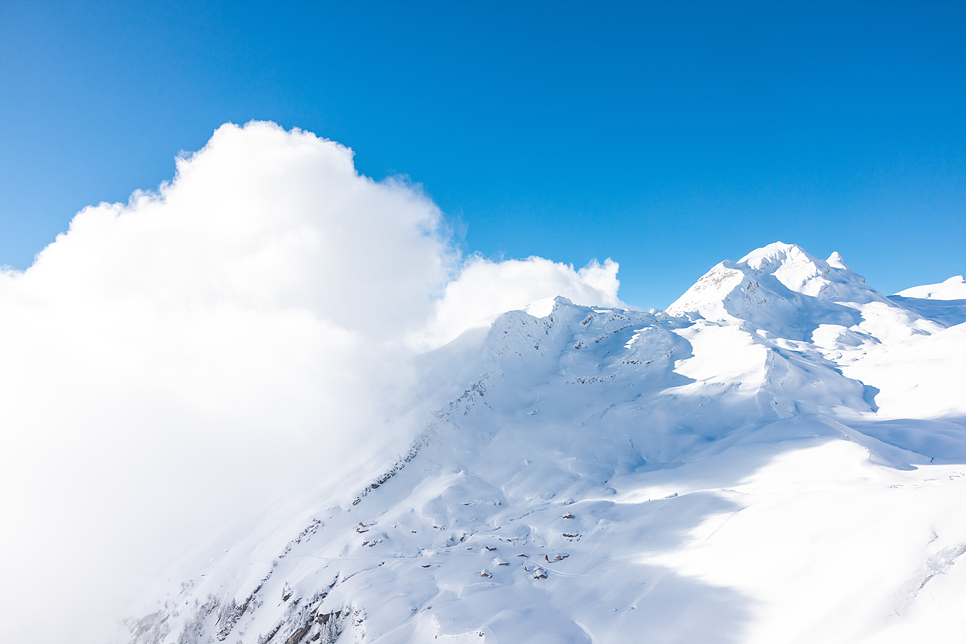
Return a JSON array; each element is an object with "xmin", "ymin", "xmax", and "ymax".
[{"xmin": 1, "ymin": 1, "xmax": 964, "ymax": 308}]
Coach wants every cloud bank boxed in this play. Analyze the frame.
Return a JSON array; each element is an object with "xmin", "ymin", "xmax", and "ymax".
[{"xmin": 0, "ymin": 121, "xmax": 623, "ymax": 643}]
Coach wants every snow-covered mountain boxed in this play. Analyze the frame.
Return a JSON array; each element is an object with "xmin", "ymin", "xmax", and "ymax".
[
  {"xmin": 895, "ymin": 275, "xmax": 966, "ymax": 301},
  {"xmin": 126, "ymin": 243, "xmax": 966, "ymax": 644}
]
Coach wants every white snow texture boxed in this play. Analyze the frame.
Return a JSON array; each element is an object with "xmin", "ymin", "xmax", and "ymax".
[{"xmin": 1, "ymin": 123, "xmax": 964, "ymax": 644}]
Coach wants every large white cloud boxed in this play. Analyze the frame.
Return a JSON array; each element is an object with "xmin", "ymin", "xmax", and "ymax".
[{"xmin": 0, "ymin": 121, "xmax": 624, "ymax": 643}]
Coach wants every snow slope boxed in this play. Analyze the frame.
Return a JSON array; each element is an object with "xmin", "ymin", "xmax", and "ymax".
[
  {"xmin": 125, "ymin": 243, "xmax": 966, "ymax": 644},
  {"xmin": 895, "ymin": 275, "xmax": 966, "ymax": 300}
]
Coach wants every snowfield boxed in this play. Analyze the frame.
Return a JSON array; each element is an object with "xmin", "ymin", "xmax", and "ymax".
[{"xmin": 123, "ymin": 243, "xmax": 966, "ymax": 644}]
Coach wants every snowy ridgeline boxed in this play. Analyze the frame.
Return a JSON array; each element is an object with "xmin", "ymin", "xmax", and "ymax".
[{"xmin": 127, "ymin": 243, "xmax": 966, "ymax": 644}]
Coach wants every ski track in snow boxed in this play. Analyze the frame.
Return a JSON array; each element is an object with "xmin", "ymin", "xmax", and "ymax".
[{"xmin": 125, "ymin": 243, "xmax": 966, "ymax": 644}]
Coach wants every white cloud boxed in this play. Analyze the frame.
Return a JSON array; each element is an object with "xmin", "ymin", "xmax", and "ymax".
[
  {"xmin": 414, "ymin": 255, "xmax": 625, "ymax": 349},
  {"xmin": 0, "ymin": 121, "xmax": 624, "ymax": 643}
]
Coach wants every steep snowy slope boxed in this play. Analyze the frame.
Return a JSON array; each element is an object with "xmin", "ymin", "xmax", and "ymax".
[{"xmin": 126, "ymin": 243, "xmax": 966, "ymax": 644}]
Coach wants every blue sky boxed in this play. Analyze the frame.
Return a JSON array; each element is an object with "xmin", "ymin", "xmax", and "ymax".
[{"xmin": 1, "ymin": 1, "xmax": 963, "ymax": 308}]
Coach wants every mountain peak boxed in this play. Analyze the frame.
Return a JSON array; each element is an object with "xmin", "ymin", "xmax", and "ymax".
[
  {"xmin": 738, "ymin": 241, "xmax": 815, "ymax": 271},
  {"xmin": 667, "ymin": 242, "xmax": 881, "ymax": 332},
  {"xmin": 736, "ymin": 242, "xmax": 845, "ymax": 296},
  {"xmin": 827, "ymin": 251, "xmax": 849, "ymax": 269}
]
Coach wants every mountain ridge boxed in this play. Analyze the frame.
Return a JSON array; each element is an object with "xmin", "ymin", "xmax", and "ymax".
[{"xmin": 124, "ymin": 243, "xmax": 966, "ymax": 644}]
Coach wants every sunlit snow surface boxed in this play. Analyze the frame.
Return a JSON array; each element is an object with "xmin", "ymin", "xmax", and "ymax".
[{"xmin": 127, "ymin": 244, "xmax": 966, "ymax": 644}]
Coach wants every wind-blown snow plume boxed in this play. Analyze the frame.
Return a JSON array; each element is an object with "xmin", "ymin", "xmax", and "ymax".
[{"xmin": 0, "ymin": 122, "xmax": 622, "ymax": 643}]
